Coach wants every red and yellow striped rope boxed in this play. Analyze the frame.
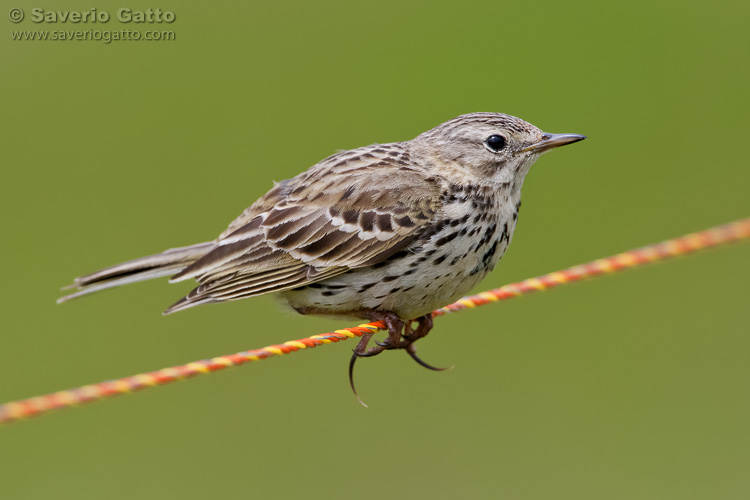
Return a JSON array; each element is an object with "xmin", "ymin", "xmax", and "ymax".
[{"xmin": 1, "ymin": 218, "xmax": 748, "ymax": 425}]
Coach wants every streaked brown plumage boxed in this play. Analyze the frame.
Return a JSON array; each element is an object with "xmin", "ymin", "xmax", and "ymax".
[{"xmin": 59, "ymin": 112, "xmax": 585, "ymax": 396}]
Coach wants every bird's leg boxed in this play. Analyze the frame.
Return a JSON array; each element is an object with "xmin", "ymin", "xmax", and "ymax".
[
  {"xmin": 354, "ymin": 311, "xmax": 404, "ymax": 357},
  {"xmin": 400, "ymin": 314, "xmax": 452, "ymax": 372},
  {"xmin": 402, "ymin": 313, "xmax": 433, "ymax": 344},
  {"xmin": 349, "ymin": 311, "xmax": 405, "ymax": 406}
]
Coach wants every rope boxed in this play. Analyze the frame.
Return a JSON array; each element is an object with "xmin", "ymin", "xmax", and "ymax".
[{"xmin": 1, "ymin": 218, "xmax": 748, "ymax": 425}]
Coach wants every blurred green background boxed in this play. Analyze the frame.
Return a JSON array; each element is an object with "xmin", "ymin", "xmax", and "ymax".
[{"xmin": 1, "ymin": 0, "xmax": 748, "ymax": 498}]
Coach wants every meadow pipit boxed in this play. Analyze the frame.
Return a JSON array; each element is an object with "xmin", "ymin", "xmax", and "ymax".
[{"xmin": 59, "ymin": 113, "xmax": 585, "ymax": 396}]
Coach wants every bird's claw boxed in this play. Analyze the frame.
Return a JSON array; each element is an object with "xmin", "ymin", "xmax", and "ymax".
[
  {"xmin": 405, "ymin": 343, "xmax": 453, "ymax": 372},
  {"xmin": 347, "ymin": 312, "xmax": 447, "ymax": 406},
  {"xmin": 348, "ymin": 354, "xmax": 368, "ymax": 407},
  {"xmin": 374, "ymin": 338, "xmax": 401, "ymax": 349}
]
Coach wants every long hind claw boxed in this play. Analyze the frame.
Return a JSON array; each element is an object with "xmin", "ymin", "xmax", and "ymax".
[
  {"xmin": 348, "ymin": 328, "xmax": 389, "ymax": 406},
  {"xmin": 348, "ymin": 354, "xmax": 368, "ymax": 407},
  {"xmin": 405, "ymin": 343, "xmax": 453, "ymax": 372}
]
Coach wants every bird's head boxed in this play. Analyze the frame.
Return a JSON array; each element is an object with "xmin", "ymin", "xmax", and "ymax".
[{"xmin": 412, "ymin": 112, "xmax": 586, "ymax": 186}]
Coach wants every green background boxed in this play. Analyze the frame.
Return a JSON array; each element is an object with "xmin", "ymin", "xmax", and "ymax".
[{"xmin": 1, "ymin": 1, "xmax": 748, "ymax": 498}]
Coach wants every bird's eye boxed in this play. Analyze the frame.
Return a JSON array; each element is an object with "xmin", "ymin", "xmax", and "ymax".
[{"xmin": 485, "ymin": 135, "xmax": 507, "ymax": 152}]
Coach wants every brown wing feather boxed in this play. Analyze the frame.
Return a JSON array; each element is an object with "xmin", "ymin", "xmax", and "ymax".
[{"xmin": 164, "ymin": 143, "xmax": 441, "ymax": 314}]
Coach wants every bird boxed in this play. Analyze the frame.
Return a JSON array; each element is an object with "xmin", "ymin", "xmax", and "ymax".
[{"xmin": 58, "ymin": 112, "xmax": 585, "ymax": 400}]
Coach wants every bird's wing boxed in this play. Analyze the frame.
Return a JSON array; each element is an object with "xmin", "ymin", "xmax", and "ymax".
[{"xmin": 164, "ymin": 144, "xmax": 442, "ymax": 313}]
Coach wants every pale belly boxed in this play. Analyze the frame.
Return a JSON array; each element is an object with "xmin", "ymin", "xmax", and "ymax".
[{"xmin": 282, "ymin": 194, "xmax": 519, "ymax": 320}]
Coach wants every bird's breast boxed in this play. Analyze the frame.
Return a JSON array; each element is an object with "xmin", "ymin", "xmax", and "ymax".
[{"xmin": 282, "ymin": 185, "xmax": 520, "ymax": 320}]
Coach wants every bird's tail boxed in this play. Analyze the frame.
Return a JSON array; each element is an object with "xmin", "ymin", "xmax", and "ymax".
[{"xmin": 57, "ymin": 241, "xmax": 215, "ymax": 304}]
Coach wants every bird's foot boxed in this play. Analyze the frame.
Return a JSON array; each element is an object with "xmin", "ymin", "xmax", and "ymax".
[
  {"xmin": 352, "ymin": 313, "xmax": 404, "ymax": 358},
  {"xmin": 398, "ymin": 315, "xmax": 452, "ymax": 371},
  {"xmin": 349, "ymin": 312, "xmax": 450, "ymax": 405}
]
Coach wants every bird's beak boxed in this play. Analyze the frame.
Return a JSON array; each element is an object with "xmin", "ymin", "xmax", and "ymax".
[{"xmin": 518, "ymin": 133, "xmax": 587, "ymax": 154}]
